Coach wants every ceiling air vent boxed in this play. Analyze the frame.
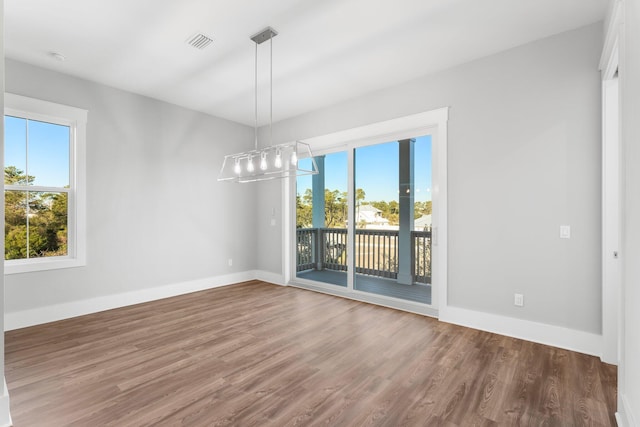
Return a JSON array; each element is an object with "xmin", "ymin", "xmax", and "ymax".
[{"xmin": 186, "ymin": 33, "xmax": 214, "ymax": 50}]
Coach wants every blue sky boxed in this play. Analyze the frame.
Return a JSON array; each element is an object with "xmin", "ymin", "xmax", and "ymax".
[
  {"xmin": 298, "ymin": 135, "xmax": 432, "ymax": 203},
  {"xmin": 5, "ymin": 116, "xmax": 70, "ymax": 187}
]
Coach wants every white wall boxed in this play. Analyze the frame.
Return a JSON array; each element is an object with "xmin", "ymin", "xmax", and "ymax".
[
  {"xmin": 257, "ymin": 23, "xmax": 604, "ymax": 335},
  {"xmin": 619, "ymin": 0, "xmax": 640, "ymax": 424},
  {"xmin": 4, "ymin": 60, "xmax": 257, "ymax": 325}
]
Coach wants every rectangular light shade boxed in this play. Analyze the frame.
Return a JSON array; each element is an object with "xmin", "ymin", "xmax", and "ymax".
[{"xmin": 218, "ymin": 141, "xmax": 318, "ymax": 183}]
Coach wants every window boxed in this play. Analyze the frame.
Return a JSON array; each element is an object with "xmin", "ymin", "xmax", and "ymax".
[{"xmin": 4, "ymin": 94, "xmax": 87, "ymax": 274}]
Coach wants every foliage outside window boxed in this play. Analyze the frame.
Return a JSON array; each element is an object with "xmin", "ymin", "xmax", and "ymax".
[
  {"xmin": 296, "ymin": 187, "xmax": 431, "ymax": 229},
  {"xmin": 5, "ymin": 117, "xmax": 70, "ymax": 259},
  {"xmin": 4, "ymin": 94, "xmax": 87, "ymax": 274}
]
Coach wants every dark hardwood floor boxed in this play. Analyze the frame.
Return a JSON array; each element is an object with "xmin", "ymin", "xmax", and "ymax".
[{"xmin": 5, "ymin": 281, "xmax": 617, "ymax": 426}]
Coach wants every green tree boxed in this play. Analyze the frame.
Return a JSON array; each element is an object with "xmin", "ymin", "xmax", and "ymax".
[
  {"xmin": 296, "ymin": 193, "xmax": 312, "ymax": 228},
  {"xmin": 5, "ymin": 191, "xmax": 27, "ymax": 229},
  {"xmin": 4, "ymin": 167, "xmax": 68, "ymax": 259},
  {"xmin": 325, "ymin": 189, "xmax": 347, "ymax": 228},
  {"xmin": 355, "ymin": 188, "xmax": 366, "ymax": 207},
  {"xmin": 414, "ymin": 200, "xmax": 432, "ymax": 218},
  {"xmin": 387, "ymin": 200, "xmax": 399, "ymax": 225},
  {"xmin": 5, "ymin": 225, "xmax": 28, "ymax": 259},
  {"xmin": 5, "ymin": 165, "xmax": 34, "ymax": 185},
  {"xmin": 295, "ymin": 187, "xmax": 368, "ymax": 229}
]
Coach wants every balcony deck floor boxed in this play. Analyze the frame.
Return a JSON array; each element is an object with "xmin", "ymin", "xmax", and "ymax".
[{"xmin": 296, "ymin": 269, "xmax": 431, "ymax": 304}]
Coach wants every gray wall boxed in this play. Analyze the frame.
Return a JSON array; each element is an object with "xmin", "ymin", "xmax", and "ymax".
[
  {"xmin": 4, "ymin": 59, "xmax": 256, "ymax": 313},
  {"xmin": 256, "ymin": 178, "xmax": 285, "ymax": 274},
  {"xmin": 257, "ymin": 23, "xmax": 603, "ymax": 334},
  {"xmin": 621, "ymin": 0, "xmax": 640, "ymax": 422}
]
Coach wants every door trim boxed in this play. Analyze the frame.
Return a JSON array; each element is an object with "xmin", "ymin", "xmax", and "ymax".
[{"xmin": 285, "ymin": 108, "xmax": 449, "ymax": 313}]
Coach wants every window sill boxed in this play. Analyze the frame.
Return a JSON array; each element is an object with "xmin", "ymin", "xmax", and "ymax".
[{"xmin": 5, "ymin": 256, "xmax": 86, "ymax": 275}]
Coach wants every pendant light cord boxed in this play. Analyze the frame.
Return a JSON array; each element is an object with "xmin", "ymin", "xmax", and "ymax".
[
  {"xmin": 253, "ymin": 33, "xmax": 274, "ymax": 150},
  {"xmin": 254, "ymin": 34, "xmax": 273, "ymax": 150},
  {"xmin": 254, "ymin": 41, "xmax": 258, "ymax": 151},
  {"xmin": 270, "ymin": 32, "xmax": 273, "ymax": 147}
]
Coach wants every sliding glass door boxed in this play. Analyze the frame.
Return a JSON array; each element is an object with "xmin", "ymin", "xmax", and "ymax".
[
  {"xmin": 295, "ymin": 151, "xmax": 348, "ymax": 287},
  {"xmin": 354, "ymin": 137, "xmax": 432, "ymax": 303},
  {"xmin": 294, "ymin": 135, "xmax": 433, "ymax": 306}
]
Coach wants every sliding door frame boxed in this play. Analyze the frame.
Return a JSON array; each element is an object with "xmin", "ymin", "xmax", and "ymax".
[
  {"xmin": 600, "ymin": 2, "xmax": 622, "ymax": 366},
  {"xmin": 285, "ymin": 108, "xmax": 448, "ymax": 317}
]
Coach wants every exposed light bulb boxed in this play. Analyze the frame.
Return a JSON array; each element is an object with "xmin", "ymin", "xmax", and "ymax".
[
  {"xmin": 247, "ymin": 156, "xmax": 254, "ymax": 172},
  {"xmin": 234, "ymin": 158, "xmax": 241, "ymax": 175},
  {"xmin": 260, "ymin": 152, "xmax": 268, "ymax": 171},
  {"xmin": 290, "ymin": 150, "xmax": 298, "ymax": 166},
  {"xmin": 274, "ymin": 150, "xmax": 282, "ymax": 168}
]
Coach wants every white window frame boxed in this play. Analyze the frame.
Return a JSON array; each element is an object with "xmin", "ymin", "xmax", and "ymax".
[{"xmin": 4, "ymin": 93, "xmax": 87, "ymax": 274}]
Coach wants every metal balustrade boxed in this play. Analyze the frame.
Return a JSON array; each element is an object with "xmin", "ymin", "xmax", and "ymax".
[
  {"xmin": 296, "ymin": 227, "xmax": 431, "ymax": 284},
  {"xmin": 322, "ymin": 228, "xmax": 348, "ymax": 271},
  {"xmin": 355, "ymin": 229, "xmax": 398, "ymax": 278},
  {"xmin": 412, "ymin": 230, "xmax": 432, "ymax": 284},
  {"xmin": 296, "ymin": 228, "xmax": 316, "ymax": 272}
]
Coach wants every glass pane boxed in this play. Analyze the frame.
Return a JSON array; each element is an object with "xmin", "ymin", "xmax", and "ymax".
[
  {"xmin": 5, "ymin": 116, "xmax": 28, "ymax": 185},
  {"xmin": 5, "ymin": 190, "xmax": 28, "ymax": 260},
  {"xmin": 354, "ymin": 137, "xmax": 432, "ymax": 304},
  {"xmin": 296, "ymin": 151, "xmax": 348, "ymax": 287},
  {"xmin": 28, "ymin": 191, "xmax": 68, "ymax": 258},
  {"xmin": 28, "ymin": 119, "xmax": 70, "ymax": 187}
]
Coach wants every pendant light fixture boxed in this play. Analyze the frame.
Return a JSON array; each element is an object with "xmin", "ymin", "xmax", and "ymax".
[{"xmin": 218, "ymin": 27, "xmax": 318, "ymax": 183}]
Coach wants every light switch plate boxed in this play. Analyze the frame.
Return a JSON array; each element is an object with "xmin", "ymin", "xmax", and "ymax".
[
  {"xmin": 560, "ymin": 225, "xmax": 571, "ymax": 239},
  {"xmin": 514, "ymin": 293, "xmax": 524, "ymax": 307}
]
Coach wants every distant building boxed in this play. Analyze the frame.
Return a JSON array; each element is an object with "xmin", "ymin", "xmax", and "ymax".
[
  {"xmin": 414, "ymin": 214, "xmax": 432, "ymax": 230},
  {"xmin": 355, "ymin": 206, "xmax": 432, "ymax": 230},
  {"xmin": 355, "ymin": 204, "xmax": 389, "ymax": 228}
]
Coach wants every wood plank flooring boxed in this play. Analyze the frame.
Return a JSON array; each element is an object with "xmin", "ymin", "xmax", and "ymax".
[{"xmin": 5, "ymin": 281, "xmax": 617, "ymax": 426}]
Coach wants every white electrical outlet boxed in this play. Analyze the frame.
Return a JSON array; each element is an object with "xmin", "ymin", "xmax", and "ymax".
[
  {"xmin": 228, "ymin": 258, "xmax": 233, "ymax": 267},
  {"xmin": 514, "ymin": 293, "xmax": 524, "ymax": 307}
]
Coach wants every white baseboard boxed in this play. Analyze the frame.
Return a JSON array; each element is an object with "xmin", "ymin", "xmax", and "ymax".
[
  {"xmin": 5, "ymin": 273, "xmax": 604, "ymax": 360},
  {"xmin": 0, "ymin": 379, "xmax": 11, "ymax": 427},
  {"xmin": 5, "ymin": 271, "xmax": 256, "ymax": 331},
  {"xmin": 253, "ymin": 270, "xmax": 286, "ymax": 286},
  {"xmin": 439, "ymin": 306, "xmax": 602, "ymax": 357},
  {"xmin": 616, "ymin": 394, "xmax": 638, "ymax": 427}
]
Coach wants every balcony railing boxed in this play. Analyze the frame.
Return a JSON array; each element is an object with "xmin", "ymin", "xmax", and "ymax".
[{"xmin": 296, "ymin": 227, "xmax": 431, "ymax": 284}]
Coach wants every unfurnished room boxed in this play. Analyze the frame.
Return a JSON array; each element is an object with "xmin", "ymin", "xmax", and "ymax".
[{"xmin": 0, "ymin": 0, "xmax": 638, "ymax": 426}]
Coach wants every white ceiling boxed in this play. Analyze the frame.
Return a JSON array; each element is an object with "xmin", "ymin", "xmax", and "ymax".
[{"xmin": 5, "ymin": 0, "xmax": 607, "ymax": 127}]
